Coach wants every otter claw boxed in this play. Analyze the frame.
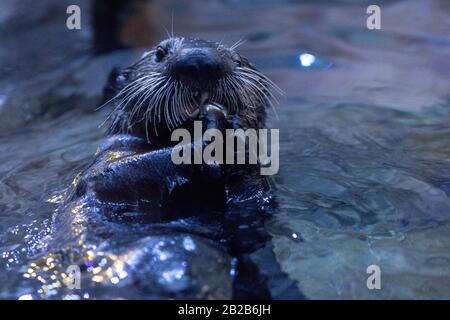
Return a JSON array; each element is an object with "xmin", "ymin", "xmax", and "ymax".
[
  {"xmin": 205, "ymin": 103, "xmax": 228, "ymax": 117},
  {"xmin": 189, "ymin": 109, "xmax": 200, "ymax": 118},
  {"xmin": 193, "ymin": 103, "xmax": 228, "ymax": 121}
]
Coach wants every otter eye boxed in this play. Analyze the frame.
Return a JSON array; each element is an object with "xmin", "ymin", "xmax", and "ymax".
[{"xmin": 155, "ymin": 46, "xmax": 167, "ymax": 61}]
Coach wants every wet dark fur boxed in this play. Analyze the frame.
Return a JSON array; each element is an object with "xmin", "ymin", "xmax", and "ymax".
[{"xmin": 67, "ymin": 37, "xmax": 300, "ymax": 299}]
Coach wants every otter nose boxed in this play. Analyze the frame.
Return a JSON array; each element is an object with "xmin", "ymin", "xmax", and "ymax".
[{"xmin": 170, "ymin": 48, "xmax": 225, "ymax": 88}]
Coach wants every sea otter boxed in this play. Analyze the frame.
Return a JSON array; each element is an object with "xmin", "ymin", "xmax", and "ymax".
[
  {"xmin": 27, "ymin": 37, "xmax": 302, "ymax": 300},
  {"xmin": 72, "ymin": 37, "xmax": 280, "ymax": 246}
]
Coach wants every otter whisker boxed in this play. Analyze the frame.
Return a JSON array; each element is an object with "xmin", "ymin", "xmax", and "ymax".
[
  {"xmin": 227, "ymin": 75, "xmax": 258, "ymax": 112},
  {"xmin": 99, "ymin": 74, "xmax": 160, "ymax": 128},
  {"xmin": 164, "ymin": 82, "xmax": 176, "ymax": 130},
  {"xmin": 223, "ymin": 77, "xmax": 240, "ymax": 112},
  {"xmin": 152, "ymin": 79, "xmax": 169, "ymax": 116},
  {"xmin": 235, "ymin": 68, "xmax": 278, "ymax": 100},
  {"xmin": 170, "ymin": 81, "xmax": 181, "ymax": 130},
  {"xmin": 120, "ymin": 74, "xmax": 168, "ymax": 137},
  {"xmin": 178, "ymin": 85, "xmax": 189, "ymax": 123},
  {"xmin": 164, "ymin": 82, "xmax": 180, "ymax": 128},
  {"xmin": 157, "ymin": 81, "xmax": 170, "ymax": 125},
  {"xmin": 172, "ymin": 82, "xmax": 182, "ymax": 128},
  {"xmin": 118, "ymin": 74, "xmax": 162, "ymax": 104},
  {"xmin": 215, "ymin": 79, "xmax": 226, "ymax": 105},
  {"xmin": 182, "ymin": 85, "xmax": 195, "ymax": 120},
  {"xmin": 230, "ymin": 37, "xmax": 246, "ymax": 50},
  {"xmin": 175, "ymin": 82, "xmax": 190, "ymax": 126},
  {"xmin": 153, "ymin": 79, "xmax": 167, "ymax": 126},
  {"xmin": 121, "ymin": 77, "xmax": 162, "ymax": 114},
  {"xmin": 145, "ymin": 80, "xmax": 166, "ymax": 139},
  {"xmin": 163, "ymin": 82, "xmax": 177, "ymax": 131},
  {"xmin": 176, "ymin": 84, "xmax": 187, "ymax": 125},
  {"xmin": 129, "ymin": 76, "xmax": 166, "ymax": 123},
  {"xmin": 97, "ymin": 74, "xmax": 156, "ymax": 111},
  {"xmin": 163, "ymin": 27, "xmax": 172, "ymax": 40},
  {"xmin": 235, "ymin": 74, "xmax": 274, "ymax": 107},
  {"xmin": 107, "ymin": 73, "xmax": 166, "ymax": 133},
  {"xmin": 144, "ymin": 77, "xmax": 171, "ymax": 134},
  {"xmin": 236, "ymin": 67, "xmax": 284, "ymax": 95},
  {"xmin": 234, "ymin": 67, "xmax": 281, "ymax": 119},
  {"xmin": 127, "ymin": 85, "xmax": 162, "ymax": 132}
]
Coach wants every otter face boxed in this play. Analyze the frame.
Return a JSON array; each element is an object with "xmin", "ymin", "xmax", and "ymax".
[
  {"xmin": 107, "ymin": 37, "xmax": 280, "ymax": 136},
  {"xmin": 164, "ymin": 38, "xmax": 233, "ymax": 91}
]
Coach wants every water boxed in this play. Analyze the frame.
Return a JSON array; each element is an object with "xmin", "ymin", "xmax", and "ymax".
[
  {"xmin": 0, "ymin": 0, "xmax": 449, "ymax": 299},
  {"xmin": 270, "ymin": 102, "xmax": 450, "ymax": 298}
]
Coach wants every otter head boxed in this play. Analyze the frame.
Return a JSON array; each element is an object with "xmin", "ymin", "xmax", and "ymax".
[{"xmin": 105, "ymin": 37, "xmax": 281, "ymax": 141}]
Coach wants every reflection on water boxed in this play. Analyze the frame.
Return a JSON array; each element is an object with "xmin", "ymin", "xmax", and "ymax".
[
  {"xmin": 0, "ymin": 0, "xmax": 450, "ymax": 299},
  {"xmin": 270, "ymin": 102, "xmax": 450, "ymax": 298}
]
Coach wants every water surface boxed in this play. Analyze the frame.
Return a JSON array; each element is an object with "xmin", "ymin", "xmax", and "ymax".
[{"xmin": 0, "ymin": 0, "xmax": 449, "ymax": 299}]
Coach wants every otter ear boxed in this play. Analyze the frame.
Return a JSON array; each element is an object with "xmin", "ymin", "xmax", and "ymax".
[{"xmin": 101, "ymin": 67, "xmax": 128, "ymax": 104}]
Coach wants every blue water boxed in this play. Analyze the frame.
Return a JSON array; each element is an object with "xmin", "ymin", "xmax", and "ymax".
[{"xmin": 0, "ymin": 0, "xmax": 449, "ymax": 299}]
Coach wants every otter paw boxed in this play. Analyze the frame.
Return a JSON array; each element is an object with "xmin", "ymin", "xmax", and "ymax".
[{"xmin": 198, "ymin": 103, "xmax": 229, "ymax": 132}]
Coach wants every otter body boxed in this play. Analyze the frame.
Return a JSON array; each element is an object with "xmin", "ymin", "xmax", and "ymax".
[
  {"xmin": 73, "ymin": 37, "xmax": 277, "ymax": 245},
  {"xmin": 46, "ymin": 37, "xmax": 300, "ymax": 299}
]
